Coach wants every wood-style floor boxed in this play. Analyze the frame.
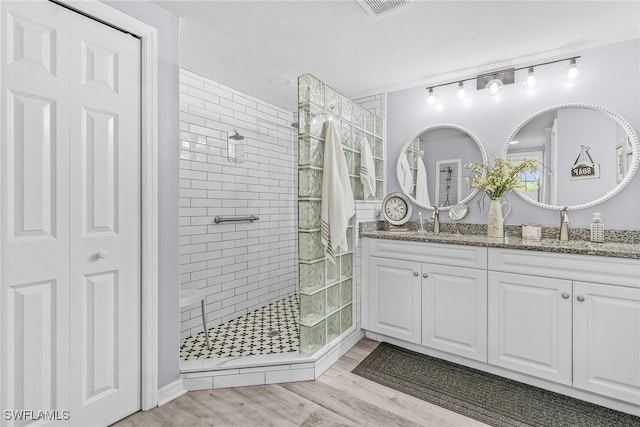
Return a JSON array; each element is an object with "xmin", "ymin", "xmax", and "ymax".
[{"xmin": 113, "ymin": 338, "xmax": 488, "ymax": 426}]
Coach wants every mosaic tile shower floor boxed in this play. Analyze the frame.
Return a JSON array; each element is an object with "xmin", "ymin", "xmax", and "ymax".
[{"xmin": 180, "ymin": 294, "xmax": 300, "ymax": 360}]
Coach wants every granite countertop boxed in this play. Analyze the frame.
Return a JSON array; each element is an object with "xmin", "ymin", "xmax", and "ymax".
[{"xmin": 359, "ymin": 222, "xmax": 640, "ymax": 260}]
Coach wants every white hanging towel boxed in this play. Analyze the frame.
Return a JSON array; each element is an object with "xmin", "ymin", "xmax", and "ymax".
[
  {"xmin": 415, "ymin": 157, "xmax": 431, "ymax": 206},
  {"xmin": 321, "ymin": 121, "xmax": 355, "ymax": 263},
  {"xmin": 399, "ymin": 154, "xmax": 414, "ymax": 193},
  {"xmin": 359, "ymin": 137, "xmax": 376, "ymax": 199}
]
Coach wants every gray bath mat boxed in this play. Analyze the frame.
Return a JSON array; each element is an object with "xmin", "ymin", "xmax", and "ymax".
[{"xmin": 352, "ymin": 342, "xmax": 640, "ymax": 427}]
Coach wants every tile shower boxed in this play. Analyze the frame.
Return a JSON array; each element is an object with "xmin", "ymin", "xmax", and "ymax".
[
  {"xmin": 178, "ymin": 68, "xmax": 298, "ymax": 358},
  {"xmin": 178, "ymin": 69, "xmax": 385, "ymax": 361}
]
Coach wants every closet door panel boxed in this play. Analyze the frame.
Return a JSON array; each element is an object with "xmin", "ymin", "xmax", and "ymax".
[
  {"xmin": 1, "ymin": 1, "xmax": 71, "ymax": 420},
  {"xmin": 68, "ymin": 8, "xmax": 141, "ymax": 425}
]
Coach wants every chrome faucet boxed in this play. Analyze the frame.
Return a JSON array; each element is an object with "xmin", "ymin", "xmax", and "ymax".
[
  {"xmin": 559, "ymin": 207, "xmax": 569, "ymax": 241},
  {"xmin": 432, "ymin": 206, "xmax": 440, "ymax": 234}
]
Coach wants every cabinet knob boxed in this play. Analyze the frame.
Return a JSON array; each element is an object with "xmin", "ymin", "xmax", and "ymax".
[
  {"xmin": 561, "ymin": 293, "xmax": 570, "ymax": 299},
  {"xmin": 413, "ymin": 272, "xmax": 419, "ymax": 277},
  {"xmin": 423, "ymin": 273, "xmax": 428, "ymax": 278},
  {"xmin": 577, "ymin": 295, "xmax": 585, "ymax": 302}
]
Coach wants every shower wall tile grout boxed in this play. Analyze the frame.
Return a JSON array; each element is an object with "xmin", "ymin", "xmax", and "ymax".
[{"xmin": 179, "ymin": 68, "xmax": 298, "ymax": 339}]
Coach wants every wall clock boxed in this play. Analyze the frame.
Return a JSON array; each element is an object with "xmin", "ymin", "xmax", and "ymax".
[{"xmin": 381, "ymin": 192, "xmax": 413, "ymax": 226}]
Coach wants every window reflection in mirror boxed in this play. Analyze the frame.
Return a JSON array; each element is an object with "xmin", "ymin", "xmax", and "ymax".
[{"xmin": 504, "ymin": 105, "xmax": 639, "ymax": 209}]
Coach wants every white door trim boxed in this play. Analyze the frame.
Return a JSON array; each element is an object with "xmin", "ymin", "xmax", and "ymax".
[{"xmin": 56, "ymin": 0, "xmax": 159, "ymax": 410}]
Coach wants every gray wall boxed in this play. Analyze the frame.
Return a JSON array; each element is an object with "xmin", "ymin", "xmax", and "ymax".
[
  {"xmin": 103, "ymin": 0, "xmax": 180, "ymax": 388},
  {"xmin": 387, "ymin": 39, "xmax": 640, "ymax": 230}
]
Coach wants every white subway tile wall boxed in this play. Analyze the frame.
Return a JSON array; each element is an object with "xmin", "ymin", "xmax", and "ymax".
[{"xmin": 179, "ymin": 69, "xmax": 298, "ymax": 339}]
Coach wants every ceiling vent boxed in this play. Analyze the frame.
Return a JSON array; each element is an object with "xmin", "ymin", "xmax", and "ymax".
[{"xmin": 356, "ymin": 0, "xmax": 412, "ymax": 16}]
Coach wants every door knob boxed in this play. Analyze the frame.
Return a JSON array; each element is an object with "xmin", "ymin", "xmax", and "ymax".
[
  {"xmin": 97, "ymin": 250, "xmax": 109, "ymax": 259},
  {"xmin": 577, "ymin": 295, "xmax": 585, "ymax": 302},
  {"xmin": 413, "ymin": 272, "xmax": 419, "ymax": 277},
  {"xmin": 561, "ymin": 293, "xmax": 570, "ymax": 299},
  {"xmin": 423, "ymin": 273, "xmax": 428, "ymax": 278}
]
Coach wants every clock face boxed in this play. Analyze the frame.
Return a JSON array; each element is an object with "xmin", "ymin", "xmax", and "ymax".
[
  {"xmin": 381, "ymin": 192, "xmax": 413, "ymax": 226},
  {"xmin": 384, "ymin": 197, "xmax": 408, "ymax": 221}
]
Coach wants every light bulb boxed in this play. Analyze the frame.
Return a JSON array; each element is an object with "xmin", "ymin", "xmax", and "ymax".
[
  {"xmin": 426, "ymin": 88, "xmax": 437, "ymax": 105},
  {"xmin": 456, "ymin": 82, "xmax": 467, "ymax": 99},
  {"xmin": 565, "ymin": 58, "xmax": 580, "ymax": 82},
  {"xmin": 486, "ymin": 78, "xmax": 503, "ymax": 96},
  {"xmin": 523, "ymin": 67, "xmax": 539, "ymax": 89}
]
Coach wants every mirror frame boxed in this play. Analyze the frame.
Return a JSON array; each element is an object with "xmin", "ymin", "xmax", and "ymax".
[
  {"xmin": 502, "ymin": 103, "xmax": 640, "ymax": 211},
  {"xmin": 397, "ymin": 124, "xmax": 488, "ymax": 211}
]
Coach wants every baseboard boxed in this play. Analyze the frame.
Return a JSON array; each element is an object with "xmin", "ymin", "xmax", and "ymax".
[
  {"xmin": 314, "ymin": 329, "xmax": 365, "ymax": 379},
  {"xmin": 157, "ymin": 378, "xmax": 187, "ymax": 406}
]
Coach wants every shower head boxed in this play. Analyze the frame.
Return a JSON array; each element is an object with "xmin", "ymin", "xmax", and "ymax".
[
  {"xmin": 229, "ymin": 131, "xmax": 244, "ymax": 141},
  {"xmin": 290, "ymin": 122, "xmax": 299, "ymax": 129}
]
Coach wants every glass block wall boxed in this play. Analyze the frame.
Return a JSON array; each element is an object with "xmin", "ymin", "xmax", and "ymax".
[
  {"xmin": 405, "ymin": 136, "xmax": 425, "ymax": 197},
  {"xmin": 297, "ymin": 74, "xmax": 384, "ymax": 354}
]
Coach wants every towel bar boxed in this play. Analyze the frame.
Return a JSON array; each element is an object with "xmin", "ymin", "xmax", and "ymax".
[{"xmin": 213, "ymin": 215, "xmax": 259, "ymax": 224}]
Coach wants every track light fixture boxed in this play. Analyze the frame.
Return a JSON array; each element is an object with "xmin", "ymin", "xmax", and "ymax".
[
  {"xmin": 565, "ymin": 58, "xmax": 580, "ymax": 82},
  {"xmin": 486, "ymin": 78, "xmax": 504, "ymax": 96},
  {"xmin": 425, "ymin": 56, "xmax": 581, "ymax": 105},
  {"xmin": 523, "ymin": 67, "xmax": 540, "ymax": 89},
  {"xmin": 456, "ymin": 81, "xmax": 468, "ymax": 99},
  {"xmin": 426, "ymin": 87, "xmax": 437, "ymax": 105}
]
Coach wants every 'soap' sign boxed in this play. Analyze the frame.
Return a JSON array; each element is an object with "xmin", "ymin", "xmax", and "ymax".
[{"xmin": 570, "ymin": 162, "xmax": 600, "ymax": 180}]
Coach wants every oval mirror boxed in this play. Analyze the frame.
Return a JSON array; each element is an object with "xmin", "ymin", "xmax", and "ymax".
[
  {"xmin": 397, "ymin": 124, "xmax": 487, "ymax": 210},
  {"xmin": 502, "ymin": 104, "xmax": 640, "ymax": 210}
]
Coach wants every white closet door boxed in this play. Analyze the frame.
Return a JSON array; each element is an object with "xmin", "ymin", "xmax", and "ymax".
[
  {"xmin": 67, "ymin": 7, "xmax": 140, "ymax": 426},
  {"xmin": 1, "ymin": 1, "xmax": 72, "ymax": 421},
  {"xmin": 0, "ymin": 1, "xmax": 141, "ymax": 426}
]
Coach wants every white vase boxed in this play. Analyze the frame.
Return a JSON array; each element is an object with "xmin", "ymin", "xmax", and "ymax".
[{"xmin": 487, "ymin": 199, "xmax": 504, "ymax": 239}]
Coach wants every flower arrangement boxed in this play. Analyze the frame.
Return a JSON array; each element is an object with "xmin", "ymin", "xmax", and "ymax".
[{"xmin": 466, "ymin": 157, "xmax": 539, "ymax": 202}]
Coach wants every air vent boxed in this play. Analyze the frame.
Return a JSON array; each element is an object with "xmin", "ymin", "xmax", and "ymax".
[{"xmin": 356, "ymin": 0, "xmax": 412, "ymax": 16}]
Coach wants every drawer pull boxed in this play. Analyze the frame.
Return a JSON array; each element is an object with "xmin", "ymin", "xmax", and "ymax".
[
  {"xmin": 413, "ymin": 272, "xmax": 419, "ymax": 277},
  {"xmin": 577, "ymin": 295, "xmax": 585, "ymax": 302},
  {"xmin": 423, "ymin": 273, "xmax": 428, "ymax": 278},
  {"xmin": 562, "ymin": 293, "xmax": 570, "ymax": 299}
]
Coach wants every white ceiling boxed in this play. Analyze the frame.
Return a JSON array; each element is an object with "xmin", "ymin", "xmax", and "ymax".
[{"xmin": 151, "ymin": 0, "xmax": 640, "ymax": 111}]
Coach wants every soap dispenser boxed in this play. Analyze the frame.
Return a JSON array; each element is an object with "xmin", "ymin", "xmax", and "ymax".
[{"xmin": 590, "ymin": 213, "xmax": 604, "ymax": 243}]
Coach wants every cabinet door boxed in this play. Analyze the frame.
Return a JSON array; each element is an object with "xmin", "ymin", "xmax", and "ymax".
[
  {"xmin": 574, "ymin": 281, "xmax": 640, "ymax": 404},
  {"xmin": 365, "ymin": 256, "xmax": 421, "ymax": 344},
  {"xmin": 422, "ymin": 264, "xmax": 487, "ymax": 362},
  {"xmin": 488, "ymin": 272, "xmax": 572, "ymax": 385}
]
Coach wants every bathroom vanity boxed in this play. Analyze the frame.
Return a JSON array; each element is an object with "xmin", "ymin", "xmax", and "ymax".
[{"xmin": 361, "ymin": 232, "xmax": 640, "ymax": 414}]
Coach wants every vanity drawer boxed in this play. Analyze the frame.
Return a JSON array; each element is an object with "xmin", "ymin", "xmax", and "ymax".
[
  {"xmin": 488, "ymin": 248, "xmax": 640, "ymax": 288},
  {"xmin": 366, "ymin": 238, "xmax": 487, "ymax": 269}
]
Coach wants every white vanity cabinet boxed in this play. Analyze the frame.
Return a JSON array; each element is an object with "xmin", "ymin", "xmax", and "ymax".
[
  {"xmin": 488, "ymin": 248, "xmax": 640, "ymax": 404},
  {"xmin": 422, "ymin": 263, "xmax": 487, "ymax": 362},
  {"xmin": 365, "ymin": 256, "xmax": 422, "ymax": 344},
  {"xmin": 362, "ymin": 237, "xmax": 640, "ymax": 412},
  {"xmin": 573, "ymin": 281, "xmax": 640, "ymax": 404},
  {"xmin": 488, "ymin": 271, "xmax": 572, "ymax": 385},
  {"xmin": 362, "ymin": 239, "xmax": 488, "ymax": 361}
]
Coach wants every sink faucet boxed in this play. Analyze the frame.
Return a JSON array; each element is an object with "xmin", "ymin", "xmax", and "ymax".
[
  {"xmin": 432, "ymin": 206, "xmax": 440, "ymax": 234},
  {"xmin": 559, "ymin": 207, "xmax": 569, "ymax": 241}
]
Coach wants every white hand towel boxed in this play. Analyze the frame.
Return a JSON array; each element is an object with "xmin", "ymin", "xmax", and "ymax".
[
  {"xmin": 415, "ymin": 157, "xmax": 431, "ymax": 206},
  {"xmin": 359, "ymin": 137, "xmax": 376, "ymax": 199},
  {"xmin": 399, "ymin": 154, "xmax": 414, "ymax": 193},
  {"xmin": 321, "ymin": 121, "xmax": 355, "ymax": 264}
]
